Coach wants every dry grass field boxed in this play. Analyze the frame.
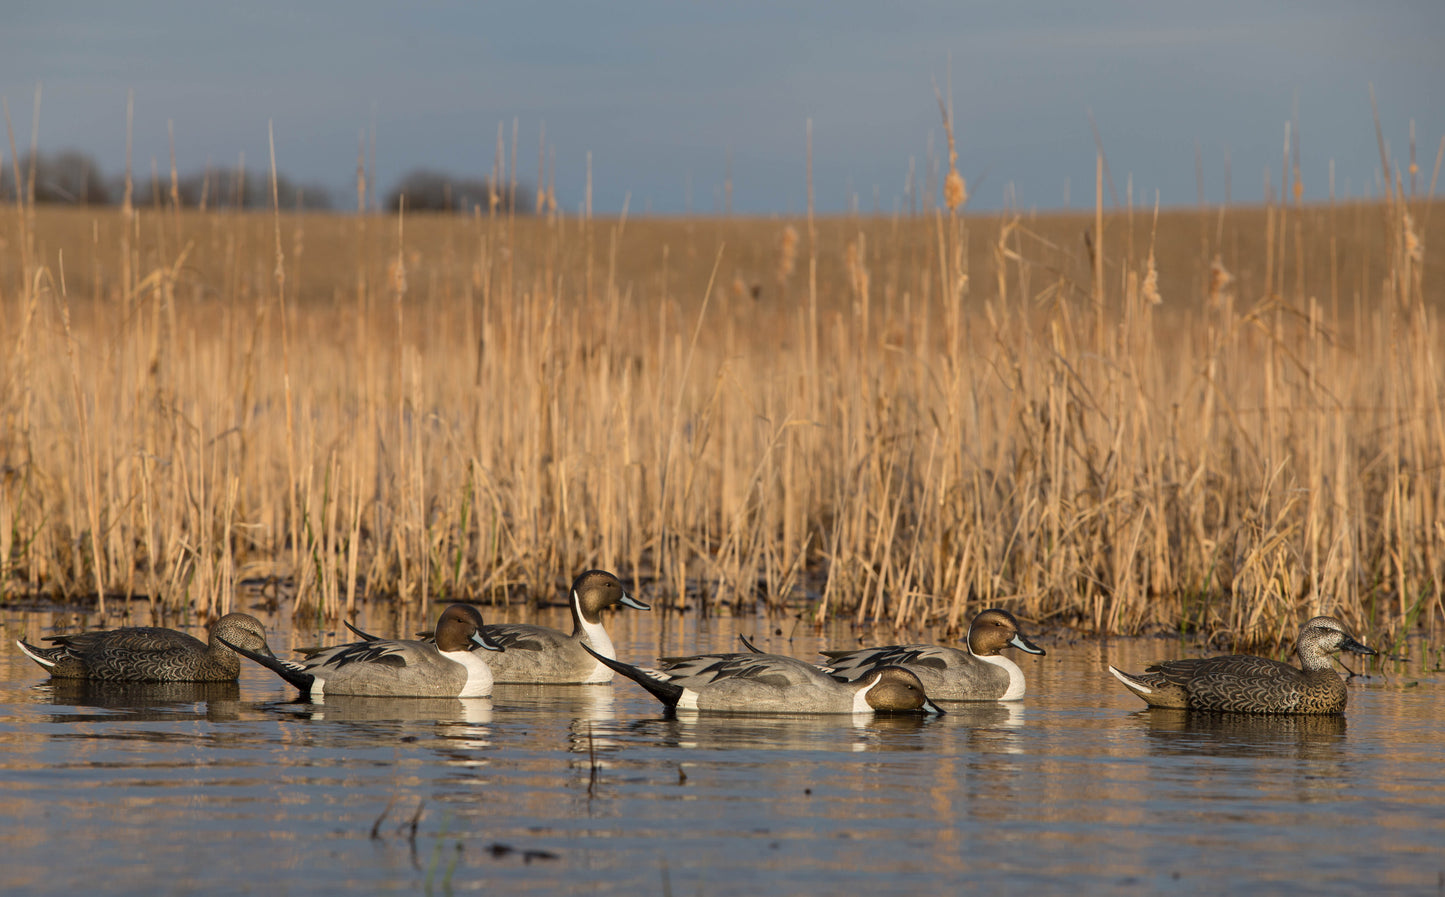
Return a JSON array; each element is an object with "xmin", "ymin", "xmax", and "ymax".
[{"xmin": 1, "ymin": 158, "xmax": 1442, "ymax": 650}]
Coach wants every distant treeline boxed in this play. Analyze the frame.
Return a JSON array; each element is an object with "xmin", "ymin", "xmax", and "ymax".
[{"xmin": 0, "ymin": 149, "xmax": 532, "ymax": 213}]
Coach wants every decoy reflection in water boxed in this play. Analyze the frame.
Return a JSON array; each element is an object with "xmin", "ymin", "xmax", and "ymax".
[
  {"xmin": 1108, "ymin": 615, "xmax": 1376, "ymax": 714},
  {"xmin": 645, "ymin": 707, "xmax": 941, "ymax": 753},
  {"xmin": 44, "ymin": 679, "xmax": 243, "ymax": 724},
  {"xmin": 285, "ymin": 695, "xmax": 495, "ymax": 726},
  {"xmin": 1138, "ymin": 708, "xmax": 1348, "ymax": 760}
]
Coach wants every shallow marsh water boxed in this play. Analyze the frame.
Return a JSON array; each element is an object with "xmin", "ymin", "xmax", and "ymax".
[{"xmin": 1, "ymin": 605, "xmax": 1441, "ymax": 896}]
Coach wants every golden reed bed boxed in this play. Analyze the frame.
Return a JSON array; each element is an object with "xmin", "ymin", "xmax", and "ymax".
[{"xmin": 0, "ymin": 182, "xmax": 1441, "ymax": 651}]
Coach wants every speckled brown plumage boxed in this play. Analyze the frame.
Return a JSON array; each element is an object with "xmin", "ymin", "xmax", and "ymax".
[
  {"xmin": 16, "ymin": 613, "xmax": 273, "ymax": 682},
  {"xmin": 1108, "ymin": 616, "xmax": 1376, "ymax": 715}
]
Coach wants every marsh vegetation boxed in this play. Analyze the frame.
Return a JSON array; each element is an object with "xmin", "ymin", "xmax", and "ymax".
[{"xmin": 1, "ymin": 124, "xmax": 1442, "ymax": 654}]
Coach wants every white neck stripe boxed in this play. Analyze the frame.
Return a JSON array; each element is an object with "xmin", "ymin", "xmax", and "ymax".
[{"xmin": 978, "ymin": 652, "xmax": 1027, "ymax": 700}]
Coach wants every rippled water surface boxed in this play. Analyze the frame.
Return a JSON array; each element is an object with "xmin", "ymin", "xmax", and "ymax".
[{"xmin": 1, "ymin": 606, "xmax": 1442, "ymax": 896}]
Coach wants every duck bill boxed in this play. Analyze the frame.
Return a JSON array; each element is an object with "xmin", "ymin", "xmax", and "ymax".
[
  {"xmin": 472, "ymin": 631, "xmax": 506, "ymax": 652},
  {"xmin": 1340, "ymin": 635, "xmax": 1376, "ymax": 656},
  {"xmin": 920, "ymin": 698, "xmax": 946, "ymax": 716},
  {"xmin": 620, "ymin": 593, "xmax": 652, "ymax": 611},
  {"xmin": 1010, "ymin": 633, "xmax": 1046, "ymax": 656}
]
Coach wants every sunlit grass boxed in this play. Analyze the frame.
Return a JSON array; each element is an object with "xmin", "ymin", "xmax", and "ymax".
[{"xmin": 1, "ymin": 138, "xmax": 1441, "ymax": 652}]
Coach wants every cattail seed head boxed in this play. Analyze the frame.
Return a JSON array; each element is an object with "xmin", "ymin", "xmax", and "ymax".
[
  {"xmin": 1403, "ymin": 210, "xmax": 1423, "ymax": 265},
  {"xmin": 776, "ymin": 225, "xmax": 799, "ymax": 284},
  {"xmin": 1208, "ymin": 254, "xmax": 1233, "ymax": 306},
  {"xmin": 1142, "ymin": 250, "xmax": 1161, "ymax": 305},
  {"xmin": 944, "ymin": 169, "xmax": 967, "ymax": 212},
  {"xmin": 845, "ymin": 239, "xmax": 869, "ymax": 298}
]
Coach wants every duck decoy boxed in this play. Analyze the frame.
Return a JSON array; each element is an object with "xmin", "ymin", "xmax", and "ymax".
[
  {"xmin": 341, "ymin": 570, "xmax": 648, "ymax": 685},
  {"xmin": 1107, "ymin": 615, "xmax": 1376, "ymax": 714},
  {"xmin": 17, "ymin": 613, "xmax": 274, "ymax": 682},
  {"xmin": 472, "ymin": 570, "xmax": 650, "ymax": 684},
  {"xmin": 814, "ymin": 608, "xmax": 1046, "ymax": 701},
  {"xmin": 222, "ymin": 604, "xmax": 503, "ymax": 698},
  {"xmin": 583, "ymin": 643, "xmax": 944, "ymax": 715}
]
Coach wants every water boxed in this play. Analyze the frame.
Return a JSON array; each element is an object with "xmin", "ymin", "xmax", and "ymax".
[{"xmin": 1, "ymin": 606, "xmax": 1441, "ymax": 896}]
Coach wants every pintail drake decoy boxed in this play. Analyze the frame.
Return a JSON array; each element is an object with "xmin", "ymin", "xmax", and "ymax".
[
  {"xmin": 16, "ymin": 613, "xmax": 274, "ymax": 682},
  {"xmin": 342, "ymin": 571, "xmax": 648, "ymax": 684},
  {"xmin": 812, "ymin": 608, "xmax": 1046, "ymax": 701},
  {"xmin": 583, "ymin": 643, "xmax": 945, "ymax": 715},
  {"xmin": 222, "ymin": 604, "xmax": 503, "ymax": 698},
  {"xmin": 1107, "ymin": 615, "xmax": 1377, "ymax": 714},
  {"xmin": 470, "ymin": 570, "xmax": 649, "ymax": 684}
]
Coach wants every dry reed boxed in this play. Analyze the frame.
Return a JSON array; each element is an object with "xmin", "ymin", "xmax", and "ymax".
[{"xmin": 0, "ymin": 130, "xmax": 1442, "ymax": 653}]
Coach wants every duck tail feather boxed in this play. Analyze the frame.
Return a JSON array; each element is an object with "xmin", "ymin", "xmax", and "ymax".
[
  {"xmin": 220, "ymin": 636, "xmax": 315, "ymax": 693},
  {"xmin": 16, "ymin": 640, "xmax": 57, "ymax": 669},
  {"xmin": 1107, "ymin": 665, "xmax": 1152, "ymax": 694},
  {"xmin": 343, "ymin": 620, "xmax": 383, "ymax": 641},
  {"xmin": 737, "ymin": 633, "xmax": 766, "ymax": 654},
  {"xmin": 580, "ymin": 642, "xmax": 683, "ymax": 708}
]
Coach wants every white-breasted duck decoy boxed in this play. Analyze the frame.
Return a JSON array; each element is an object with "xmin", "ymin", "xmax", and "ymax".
[
  {"xmin": 342, "ymin": 570, "xmax": 649, "ymax": 685},
  {"xmin": 817, "ymin": 608, "xmax": 1046, "ymax": 701},
  {"xmin": 223, "ymin": 604, "xmax": 503, "ymax": 698},
  {"xmin": 583, "ymin": 643, "xmax": 945, "ymax": 715},
  {"xmin": 478, "ymin": 570, "xmax": 650, "ymax": 684}
]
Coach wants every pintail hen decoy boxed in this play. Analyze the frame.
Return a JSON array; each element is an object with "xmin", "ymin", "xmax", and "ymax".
[
  {"xmin": 16, "ymin": 613, "xmax": 274, "ymax": 682},
  {"xmin": 813, "ymin": 608, "xmax": 1046, "ymax": 701},
  {"xmin": 583, "ymin": 643, "xmax": 945, "ymax": 715},
  {"xmin": 222, "ymin": 604, "xmax": 504, "ymax": 698},
  {"xmin": 1107, "ymin": 615, "xmax": 1377, "ymax": 714}
]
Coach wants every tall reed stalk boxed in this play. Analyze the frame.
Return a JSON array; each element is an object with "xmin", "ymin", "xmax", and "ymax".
[{"xmin": 0, "ymin": 125, "xmax": 1440, "ymax": 650}]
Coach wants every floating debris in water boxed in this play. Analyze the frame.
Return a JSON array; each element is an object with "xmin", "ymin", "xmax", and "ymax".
[{"xmin": 484, "ymin": 843, "xmax": 558, "ymax": 864}]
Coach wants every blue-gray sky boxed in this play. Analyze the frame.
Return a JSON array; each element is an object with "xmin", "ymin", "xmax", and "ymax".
[{"xmin": 4, "ymin": 1, "xmax": 1443, "ymax": 214}]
